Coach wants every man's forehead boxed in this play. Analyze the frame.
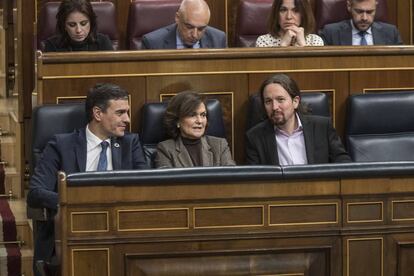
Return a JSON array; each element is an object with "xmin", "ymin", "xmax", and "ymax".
[
  {"xmin": 107, "ymin": 99, "xmax": 129, "ymax": 108},
  {"xmin": 351, "ymin": 0, "xmax": 377, "ymax": 9},
  {"xmin": 264, "ymin": 83, "xmax": 289, "ymax": 95}
]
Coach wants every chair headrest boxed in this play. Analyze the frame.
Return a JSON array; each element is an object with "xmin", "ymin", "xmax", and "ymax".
[
  {"xmin": 234, "ymin": 0, "xmax": 273, "ymax": 47},
  {"xmin": 127, "ymin": 0, "xmax": 181, "ymax": 49},
  {"xmin": 32, "ymin": 103, "xmax": 87, "ymax": 157},
  {"xmin": 346, "ymin": 91, "xmax": 414, "ymax": 135}
]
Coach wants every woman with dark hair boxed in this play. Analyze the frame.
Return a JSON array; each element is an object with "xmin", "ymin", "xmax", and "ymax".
[
  {"xmin": 155, "ymin": 91, "xmax": 235, "ymax": 168},
  {"xmin": 256, "ymin": 0, "xmax": 323, "ymax": 47},
  {"xmin": 43, "ymin": 0, "xmax": 113, "ymax": 51}
]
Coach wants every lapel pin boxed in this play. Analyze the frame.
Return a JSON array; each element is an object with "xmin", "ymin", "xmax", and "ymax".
[{"xmin": 114, "ymin": 142, "xmax": 120, "ymax": 148}]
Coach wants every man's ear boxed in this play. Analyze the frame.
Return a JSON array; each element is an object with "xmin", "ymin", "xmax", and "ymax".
[
  {"xmin": 175, "ymin": 12, "xmax": 180, "ymax": 24},
  {"xmin": 293, "ymin": 96, "xmax": 300, "ymax": 108},
  {"xmin": 346, "ymin": 0, "xmax": 352, "ymax": 13},
  {"xmin": 92, "ymin": 106, "xmax": 102, "ymax": 122}
]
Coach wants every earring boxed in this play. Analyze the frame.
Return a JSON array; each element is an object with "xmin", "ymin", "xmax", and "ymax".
[{"xmin": 177, "ymin": 123, "xmax": 180, "ymax": 128}]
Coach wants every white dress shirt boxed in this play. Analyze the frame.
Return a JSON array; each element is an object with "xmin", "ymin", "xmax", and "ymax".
[
  {"xmin": 85, "ymin": 125, "xmax": 113, "ymax": 171},
  {"xmin": 274, "ymin": 114, "xmax": 308, "ymax": 165},
  {"xmin": 351, "ymin": 20, "xmax": 374, "ymax": 45}
]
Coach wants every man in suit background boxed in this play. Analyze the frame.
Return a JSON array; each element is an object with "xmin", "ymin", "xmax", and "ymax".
[
  {"xmin": 245, "ymin": 74, "xmax": 351, "ymax": 165},
  {"xmin": 27, "ymin": 83, "xmax": 148, "ymax": 276},
  {"xmin": 319, "ymin": 0, "xmax": 403, "ymax": 45},
  {"xmin": 141, "ymin": 0, "xmax": 226, "ymax": 49}
]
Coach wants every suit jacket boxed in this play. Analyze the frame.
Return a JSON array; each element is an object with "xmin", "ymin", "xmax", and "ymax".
[
  {"xmin": 319, "ymin": 20, "xmax": 403, "ymax": 45},
  {"xmin": 43, "ymin": 33, "xmax": 114, "ymax": 52},
  {"xmin": 245, "ymin": 115, "xmax": 351, "ymax": 165},
  {"xmin": 141, "ymin": 23, "xmax": 227, "ymax": 49},
  {"xmin": 155, "ymin": 135, "xmax": 235, "ymax": 168},
  {"xmin": 27, "ymin": 128, "xmax": 148, "ymax": 269}
]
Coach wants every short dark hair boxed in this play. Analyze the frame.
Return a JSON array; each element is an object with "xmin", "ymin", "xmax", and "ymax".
[
  {"xmin": 164, "ymin": 91, "xmax": 208, "ymax": 139},
  {"xmin": 85, "ymin": 83, "xmax": 129, "ymax": 122},
  {"xmin": 56, "ymin": 0, "xmax": 98, "ymax": 46},
  {"xmin": 267, "ymin": 0, "xmax": 315, "ymax": 37},
  {"xmin": 259, "ymin": 74, "xmax": 306, "ymax": 114}
]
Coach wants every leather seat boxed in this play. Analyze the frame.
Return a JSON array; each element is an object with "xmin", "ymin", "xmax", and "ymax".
[
  {"xmin": 315, "ymin": 0, "xmax": 388, "ymax": 31},
  {"xmin": 246, "ymin": 92, "xmax": 331, "ymax": 131},
  {"xmin": 140, "ymin": 99, "xmax": 226, "ymax": 167},
  {"xmin": 126, "ymin": 0, "xmax": 181, "ymax": 50},
  {"xmin": 346, "ymin": 91, "xmax": 414, "ymax": 162},
  {"xmin": 37, "ymin": 1, "xmax": 120, "ymax": 51},
  {"xmin": 234, "ymin": 0, "xmax": 273, "ymax": 47},
  {"xmin": 29, "ymin": 103, "xmax": 87, "ymax": 220}
]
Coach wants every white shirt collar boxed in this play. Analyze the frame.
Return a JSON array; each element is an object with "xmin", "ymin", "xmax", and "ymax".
[{"xmin": 86, "ymin": 124, "xmax": 111, "ymax": 151}]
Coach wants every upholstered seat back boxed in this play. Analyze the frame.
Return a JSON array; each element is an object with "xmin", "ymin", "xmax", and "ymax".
[
  {"xmin": 126, "ymin": 0, "xmax": 181, "ymax": 50},
  {"xmin": 140, "ymin": 99, "xmax": 226, "ymax": 166},
  {"xmin": 315, "ymin": 0, "xmax": 388, "ymax": 31},
  {"xmin": 37, "ymin": 1, "xmax": 120, "ymax": 50},
  {"xmin": 246, "ymin": 92, "xmax": 331, "ymax": 131},
  {"xmin": 31, "ymin": 103, "xmax": 87, "ymax": 171},
  {"xmin": 346, "ymin": 91, "xmax": 414, "ymax": 162},
  {"xmin": 234, "ymin": 0, "xmax": 273, "ymax": 47}
]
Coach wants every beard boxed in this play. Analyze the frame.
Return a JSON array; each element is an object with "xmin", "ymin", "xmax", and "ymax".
[{"xmin": 270, "ymin": 111, "xmax": 287, "ymax": 126}]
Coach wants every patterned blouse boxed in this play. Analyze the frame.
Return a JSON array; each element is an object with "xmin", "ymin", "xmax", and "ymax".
[{"xmin": 255, "ymin": 33, "xmax": 324, "ymax": 47}]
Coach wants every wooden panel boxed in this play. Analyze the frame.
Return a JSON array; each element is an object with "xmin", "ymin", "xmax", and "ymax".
[
  {"xmin": 71, "ymin": 248, "xmax": 110, "ymax": 276},
  {"xmin": 392, "ymin": 200, "xmax": 414, "ymax": 221},
  {"xmin": 398, "ymin": 242, "xmax": 414, "ymax": 275},
  {"xmin": 346, "ymin": 238, "xmax": 383, "ymax": 276},
  {"xmin": 117, "ymin": 208, "xmax": 189, "ymax": 231},
  {"xmin": 125, "ymin": 249, "xmax": 328, "ymax": 276},
  {"xmin": 71, "ymin": 211, "xmax": 109, "ymax": 233},
  {"xmin": 346, "ymin": 201, "xmax": 383, "ymax": 223},
  {"xmin": 194, "ymin": 205, "xmax": 263, "ymax": 228},
  {"xmin": 269, "ymin": 202, "xmax": 338, "ymax": 226}
]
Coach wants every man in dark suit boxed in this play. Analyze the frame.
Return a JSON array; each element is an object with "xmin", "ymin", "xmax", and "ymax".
[
  {"xmin": 27, "ymin": 83, "xmax": 148, "ymax": 276},
  {"xmin": 320, "ymin": 0, "xmax": 403, "ymax": 45},
  {"xmin": 141, "ymin": 0, "xmax": 226, "ymax": 49},
  {"xmin": 246, "ymin": 74, "xmax": 351, "ymax": 165}
]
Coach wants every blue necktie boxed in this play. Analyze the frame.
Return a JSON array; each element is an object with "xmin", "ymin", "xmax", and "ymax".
[
  {"xmin": 97, "ymin": 141, "xmax": 109, "ymax": 171},
  {"xmin": 359, "ymin": 31, "xmax": 368, "ymax": 45}
]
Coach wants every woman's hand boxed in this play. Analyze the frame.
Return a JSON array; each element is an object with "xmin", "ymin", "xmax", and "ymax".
[{"xmin": 280, "ymin": 26, "xmax": 306, "ymax": 47}]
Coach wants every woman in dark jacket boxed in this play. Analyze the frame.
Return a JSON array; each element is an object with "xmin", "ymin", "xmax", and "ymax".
[{"xmin": 43, "ymin": 0, "xmax": 113, "ymax": 52}]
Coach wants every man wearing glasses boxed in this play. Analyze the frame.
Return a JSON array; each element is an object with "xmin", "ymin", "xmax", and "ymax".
[
  {"xmin": 319, "ymin": 0, "xmax": 402, "ymax": 45},
  {"xmin": 142, "ymin": 0, "xmax": 226, "ymax": 49}
]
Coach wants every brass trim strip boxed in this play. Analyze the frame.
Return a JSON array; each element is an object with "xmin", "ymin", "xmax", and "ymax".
[
  {"xmin": 268, "ymin": 202, "xmax": 339, "ymax": 226},
  {"xmin": 411, "ymin": 0, "xmax": 413, "ymax": 44},
  {"xmin": 70, "ymin": 211, "xmax": 109, "ymax": 233},
  {"xmin": 193, "ymin": 205, "xmax": 265, "ymax": 229},
  {"xmin": 117, "ymin": 207, "xmax": 190, "ymax": 231},
  {"xmin": 39, "ymin": 66, "xmax": 414, "ymax": 80},
  {"xmin": 346, "ymin": 201, "xmax": 383, "ymax": 223},
  {"xmin": 391, "ymin": 199, "xmax": 414, "ymax": 221},
  {"xmin": 363, "ymin": 87, "xmax": 414, "ymax": 93},
  {"xmin": 346, "ymin": 237, "xmax": 383, "ymax": 276},
  {"xmin": 0, "ymin": 240, "xmax": 25, "ymax": 247},
  {"xmin": 71, "ymin": 248, "xmax": 110, "ymax": 276}
]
